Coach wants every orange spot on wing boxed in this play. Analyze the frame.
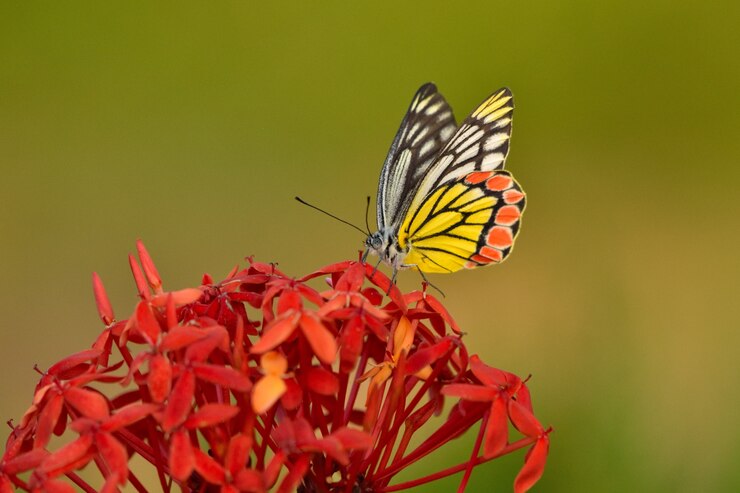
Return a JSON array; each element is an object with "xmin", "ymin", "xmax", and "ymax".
[
  {"xmin": 503, "ymin": 189, "xmax": 525, "ymax": 204},
  {"xmin": 486, "ymin": 174, "xmax": 513, "ymax": 191},
  {"xmin": 465, "ymin": 171, "xmax": 493, "ymax": 185},
  {"xmin": 495, "ymin": 205, "xmax": 521, "ymax": 226},
  {"xmin": 479, "ymin": 246, "xmax": 503, "ymax": 262},
  {"xmin": 487, "ymin": 227, "xmax": 513, "ymax": 249}
]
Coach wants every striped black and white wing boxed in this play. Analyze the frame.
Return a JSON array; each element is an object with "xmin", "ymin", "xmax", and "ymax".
[
  {"xmin": 376, "ymin": 83, "xmax": 457, "ymax": 230},
  {"xmin": 406, "ymin": 88, "xmax": 514, "ymax": 215}
]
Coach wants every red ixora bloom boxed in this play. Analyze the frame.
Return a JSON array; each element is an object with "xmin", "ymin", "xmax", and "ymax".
[{"xmin": 0, "ymin": 241, "xmax": 550, "ymax": 493}]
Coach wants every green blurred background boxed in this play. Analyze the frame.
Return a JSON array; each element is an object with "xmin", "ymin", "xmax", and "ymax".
[{"xmin": 2, "ymin": 2, "xmax": 739, "ymax": 491}]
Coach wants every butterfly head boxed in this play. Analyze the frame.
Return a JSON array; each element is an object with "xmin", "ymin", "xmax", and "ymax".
[
  {"xmin": 365, "ymin": 231, "xmax": 384, "ymax": 253},
  {"xmin": 364, "ymin": 228, "xmax": 408, "ymax": 270}
]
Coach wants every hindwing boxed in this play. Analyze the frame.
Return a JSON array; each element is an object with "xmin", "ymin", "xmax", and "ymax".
[{"xmin": 397, "ymin": 170, "xmax": 526, "ymax": 273}]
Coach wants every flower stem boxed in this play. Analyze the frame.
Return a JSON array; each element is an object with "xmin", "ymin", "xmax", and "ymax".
[{"xmin": 381, "ymin": 436, "xmax": 538, "ymax": 492}]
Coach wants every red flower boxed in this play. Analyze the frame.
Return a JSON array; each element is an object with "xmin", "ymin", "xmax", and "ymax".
[{"xmin": 0, "ymin": 241, "xmax": 551, "ymax": 492}]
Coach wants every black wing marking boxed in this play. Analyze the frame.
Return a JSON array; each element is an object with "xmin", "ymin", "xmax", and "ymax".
[{"xmin": 376, "ymin": 83, "xmax": 457, "ymax": 230}]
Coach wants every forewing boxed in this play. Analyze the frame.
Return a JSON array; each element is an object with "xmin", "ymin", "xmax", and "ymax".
[
  {"xmin": 397, "ymin": 170, "xmax": 526, "ymax": 273},
  {"xmin": 376, "ymin": 83, "xmax": 457, "ymax": 229},
  {"xmin": 407, "ymin": 88, "xmax": 514, "ymax": 217}
]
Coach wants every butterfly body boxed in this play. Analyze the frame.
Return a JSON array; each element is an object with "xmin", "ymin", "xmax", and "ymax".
[
  {"xmin": 364, "ymin": 83, "xmax": 526, "ymax": 277},
  {"xmin": 364, "ymin": 229, "xmax": 405, "ymax": 270}
]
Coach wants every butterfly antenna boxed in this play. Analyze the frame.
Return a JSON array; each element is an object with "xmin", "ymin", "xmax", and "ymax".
[
  {"xmin": 295, "ymin": 196, "xmax": 368, "ymax": 237},
  {"xmin": 364, "ymin": 195, "xmax": 372, "ymax": 235}
]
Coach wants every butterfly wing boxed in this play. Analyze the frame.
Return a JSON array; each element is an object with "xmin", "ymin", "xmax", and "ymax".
[
  {"xmin": 396, "ymin": 88, "xmax": 525, "ymax": 273},
  {"xmin": 376, "ymin": 83, "xmax": 457, "ymax": 230}
]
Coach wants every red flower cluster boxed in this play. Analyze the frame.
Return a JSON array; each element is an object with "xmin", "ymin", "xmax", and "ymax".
[{"xmin": 0, "ymin": 241, "xmax": 550, "ymax": 492}]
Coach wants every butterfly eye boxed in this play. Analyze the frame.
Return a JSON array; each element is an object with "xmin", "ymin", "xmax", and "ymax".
[{"xmin": 366, "ymin": 233, "xmax": 382, "ymax": 251}]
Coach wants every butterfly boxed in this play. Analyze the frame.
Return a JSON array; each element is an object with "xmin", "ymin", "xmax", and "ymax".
[{"xmin": 363, "ymin": 83, "xmax": 526, "ymax": 282}]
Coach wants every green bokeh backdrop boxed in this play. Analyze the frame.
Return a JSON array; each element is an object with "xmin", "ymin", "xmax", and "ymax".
[{"xmin": 2, "ymin": 2, "xmax": 739, "ymax": 491}]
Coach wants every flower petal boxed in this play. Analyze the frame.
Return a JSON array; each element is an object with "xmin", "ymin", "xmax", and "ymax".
[
  {"xmin": 147, "ymin": 353, "xmax": 172, "ymax": 404},
  {"xmin": 184, "ymin": 326, "xmax": 229, "ymax": 362},
  {"xmin": 514, "ymin": 435, "xmax": 550, "ymax": 493},
  {"xmin": 233, "ymin": 469, "xmax": 266, "ymax": 492},
  {"xmin": 305, "ymin": 366, "xmax": 339, "ymax": 396},
  {"xmin": 184, "ymin": 403, "xmax": 240, "ymax": 429},
  {"xmin": 392, "ymin": 316, "xmax": 414, "ymax": 360},
  {"xmin": 128, "ymin": 253, "xmax": 150, "ymax": 299},
  {"xmin": 441, "ymin": 383, "xmax": 497, "ymax": 401},
  {"xmin": 423, "ymin": 294, "xmax": 461, "ymax": 334},
  {"xmin": 134, "ymin": 301, "xmax": 161, "ymax": 345},
  {"xmin": 264, "ymin": 451, "xmax": 285, "ymax": 488},
  {"xmin": 470, "ymin": 354, "xmax": 516, "ymax": 388},
  {"xmin": 92, "ymin": 272, "xmax": 115, "ymax": 325},
  {"xmin": 136, "ymin": 239, "xmax": 162, "ymax": 292},
  {"xmin": 63, "ymin": 387, "xmax": 109, "ymax": 420},
  {"xmin": 39, "ymin": 434, "xmax": 94, "ymax": 475},
  {"xmin": 299, "ymin": 312, "xmax": 337, "ymax": 364},
  {"xmin": 276, "ymin": 454, "xmax": 309, "ymax": 493},
  {"xmin": 297, "ymin": 260, "xmax": 353, "ymax": 282},
  {"xmin": 361, "ymin": 287, "xmax": 383, "ymax": 306},
  {"xmin": 193, "ymin": 447, "xmax": 226, "ymax": 485},
  {"xmin": 192, "ymin": 363, "xmax": 252, "ymax": 392},
  {"xmin": 508, "ymin": 399, "xmax": 544, "ymax": 438},
  {"xmin": 162, "ymin": 368, "xmax": 195, "ymax": 432},
  {"xmin": 484, "ymin": 396, "xmax": 509, "ymax": 457},
  {"xmin": 225, "ymin": 433, "xmax": 253, "ymax": 476},
  {"xmin": 330, "ymin": 427, "xmax": 373, "ymax": 451},
  {"xmin": 261, "ymin": 351, "xmax": 288, "ymax": 375},
  {"xmin": 252, "ymin": 375, "xmax": 287, "ymax": 414},
  {"xmin": 160, "ymin": 326, "xmax": 209, "ymax": 351},
  {"xmin": 338, "ymin": 315, "xmax": 365, "ymax": 372},
  {"xmin": 1, "ymin": 448, "xmax": 49, "ymax": 475},
  {"xmin": 101, "ymin": 403, "xmax": 157, "ymax": 432},
  {"xmin": 334, "ymin": 262, "xmax": 366, "ymax": 292},
  {"xmin": 277, "ymin": 289, "xmax": 303, "ymax": 314},
  {"xmin": 95, "ymin": 431, "xmax": 128, "ymax": 482},
  {"xmin": 280, "ymin": 378, "xmax": 302, "ymax": 411},
  {"xmin": 516, "ymin": 382, "xmax": 534, "ymax": 412},
  {"xmin": 46, "ymin": 349, "xmax": 102, "ymax": 377},
  {"xmin": 151, "ymin": 288, "xmax": 202, "ymax": 307},
  {"xmin": 169, "ymin": 428, "xmax": 194, "ymax": 481},
  {"xmin": 406, "ymin": 338, "xmax": 453, "ymax": 375},
  {"xmin": 35, "ymin": 392, "xmax": 64, "ymax": 448},
  {"xmin": 250, "ymin": 312, "xmax": 300, "ymax": 354}
]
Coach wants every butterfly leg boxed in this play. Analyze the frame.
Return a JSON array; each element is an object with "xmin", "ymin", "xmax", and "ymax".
[
  {"xmin": 370, "ymin": 258, "xmax": 383, "ymax": 278},
  {"xmin": 403, "ymin": 264, "xmax": 446, "ymax": 298},
  {"xmin": 381, "ymin": 267, "xmax": 399, "ymax": 296}
]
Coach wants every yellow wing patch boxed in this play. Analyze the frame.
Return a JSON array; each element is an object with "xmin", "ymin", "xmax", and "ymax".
[
  {"xmin": 397, "ymin": 170, "xmax": 526, "ymax": 274},
  {"xmin": 472, "ymin": 90, "xmax": 513, "ymax": 124}
]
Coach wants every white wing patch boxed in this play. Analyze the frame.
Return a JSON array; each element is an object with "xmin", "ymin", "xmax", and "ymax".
[
  {"xmin": 481, "ymin": 152, "xmax": 505, "ymax": 168},
  {"xmin": 484, "ymin": 132, "xmax": 509, "ymax": 151},
  {"xmin": 440, "ymin": 125, "xmax": 455, "ymax": 141}
]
